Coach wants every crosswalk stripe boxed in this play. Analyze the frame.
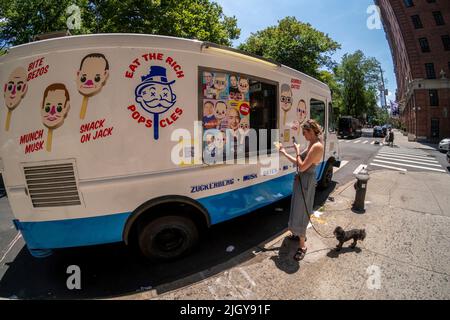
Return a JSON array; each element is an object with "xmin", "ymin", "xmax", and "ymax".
[
  {"xmin": 379, "ymin": 149, "xmax": 432, "ymax": 157},
  {"xmin": 345, "ymin": 140, "xmax": 352, "ymax": 143},
  {"xmin": 377, "ymin": 153, "xmax": 438, "ymax": 163},
  {"xmin": 363, "ymin": 141, "xmax": 369, "ymax": 144},
  {"xmin": 378, "ymin": 152, "xmax": 434, "ymax": 160},
  {"xmin": 353, "ymin": 140, "xmax": 362, "ymax": 144},
  {"xmin": 370, "ymin": 163, "xmax": 408, "ymax": 172},
  {"xmin": 333, "ymin": 160, "xmax": 349, "ymax": 173},
  {"xmin": 371, "ymin": 141, "xmax": 375, "ymax": 145},
  {"xmin": 375, "ymin": 156, "xmax": 442, "ymax": 166},
  {"xmin": 372, "ymin": 160, "xmax": 446, "ymax": 172}
]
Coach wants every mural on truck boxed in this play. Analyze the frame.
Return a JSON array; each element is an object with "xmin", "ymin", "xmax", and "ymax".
[
  {"xmin": 4, "ymin": 67, "xmax": 28, "ymax": 131},
  {"xmin": 77, "ymin": 53, "xmax": 110, "ymax": 120},
  {"xmin": 41, "ymin": 83, "xmax": 71, "ymax": 152}
]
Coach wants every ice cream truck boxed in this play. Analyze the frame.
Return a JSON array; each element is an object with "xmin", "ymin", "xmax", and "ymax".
[{"xmin": 0, "ymin": 34, "xmax": 340, "ymax": 260}]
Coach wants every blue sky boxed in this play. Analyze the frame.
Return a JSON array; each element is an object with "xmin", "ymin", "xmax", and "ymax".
[{"xmin": 215, "ymin": 0, "xmax": 397, "ymax": 106}]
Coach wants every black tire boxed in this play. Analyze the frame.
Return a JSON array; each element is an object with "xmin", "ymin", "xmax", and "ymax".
[
  {"xmin": 138, "ymin": 215, "xmax": 199, "ymax": 261},
  {"xmin": 319, "ymin": 162, "xmax": 333, "ymax": 189}
]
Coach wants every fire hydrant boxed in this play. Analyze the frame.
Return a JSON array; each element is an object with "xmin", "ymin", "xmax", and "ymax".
[{"xmin": 352, "ymin": 168, "xmax": 370, "ymax": 213}]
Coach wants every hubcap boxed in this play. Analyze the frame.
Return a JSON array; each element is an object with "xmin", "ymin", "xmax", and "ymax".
[{"xmin": 155, "ymin": 228, "xmax": 186, "ymax": 252}]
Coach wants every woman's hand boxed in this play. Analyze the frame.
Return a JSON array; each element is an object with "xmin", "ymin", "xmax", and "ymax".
[
  {"xmin": 294, "ymin": 142, "xmax": 301, "ymax": 155},
  {"xmin": 274, "ymin": 141, "xmax": 285, "ymax": 154}
]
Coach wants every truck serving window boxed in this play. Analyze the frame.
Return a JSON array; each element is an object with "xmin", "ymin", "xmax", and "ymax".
[{"xmin": 199, "ymin": 68, "xmax": 277, "ymax": 164}]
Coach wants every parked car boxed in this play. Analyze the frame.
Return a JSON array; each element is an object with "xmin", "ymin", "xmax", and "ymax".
[
  {"xmin": 338, "ymin": 116, "xmax": 362, "ymax": 139},
  {"xmin": 439, "ymin": 138, "xmax": 450, "ymax": 153},
  {"xmin": 373, "ymin": 126, "xmax": 384, "ymax": 138}
]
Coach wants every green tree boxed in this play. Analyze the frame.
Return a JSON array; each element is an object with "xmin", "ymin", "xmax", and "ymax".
[
  {"xmin": 0, "ymin": 0, "xmax": 240, "ymax": 47},
  {"xmin": 238, "ymin": 16, "xmax": 340, "ymax": 78},
  {"xmin": 334, "ymin": 50, "xmax": 381, "ymax": 122}
]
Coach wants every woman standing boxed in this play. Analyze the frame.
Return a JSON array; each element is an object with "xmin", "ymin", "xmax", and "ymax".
[{"xmin": 278, "ymin": 119, "xmax": 324, "ymax": 261}]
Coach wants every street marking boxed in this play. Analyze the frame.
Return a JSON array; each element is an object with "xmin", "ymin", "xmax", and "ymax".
[
  {"xmin": 363, "ymin": 141, "xmax": 369, "ymax": 144},
  {"xmin": 379, "ymin": 149, "xmax": 432, "ymax": 157},
  {"xmin": 371, "ymin": 141, "xmax": 375, "ymax": 145},
  {"xmin": 375, "ymin": 156, "xmax": 442, "ymax": 166},
  {"xmin": 370, "ymin": 163, "xmax": 407, "ymax": 172},
  {"xmin": 378, "ymin": 152, "xmax": 434, "ymax": 160},
  {"xmin": 372, "ymin": 160, "xmax": 446, "ymax": 172},
  {"xmin": 376, "ymin": 154, "xmax": 438, "ymax": 163},
  {"xmin": 354, "ymin": 140, "xmax": 362, "ymax": 144},
  {"xmin": 333, "ymin": 160, "xmax": 349, "ymax": 173},
  {"xmin": 345, "ymin": 140, "xmax": 352, "ymax": 143},
  {"xmin": 0, "ymin": 232, "xmax": 22, "ymax": 265},
  {"xmin": 353, "ymin": 164, "xmax": 368, "ymax": 175}
]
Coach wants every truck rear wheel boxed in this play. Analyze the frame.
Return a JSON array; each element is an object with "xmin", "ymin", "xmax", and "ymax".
[{"xmin": 138, "ymin": 215, "xmax": 199, "ymax": 261}]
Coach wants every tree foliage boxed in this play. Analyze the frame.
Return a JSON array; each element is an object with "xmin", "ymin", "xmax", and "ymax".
[
  {"xmin": 333, "ymin": 50, "xmax": 382, "ymax": 122},
  {"xmin": 238, "ymin": 17, "xmax": 340, "ymax": 78},
  {"xmin": 0, "ymin": 0, "xmax": 240, "ymax": 46}
]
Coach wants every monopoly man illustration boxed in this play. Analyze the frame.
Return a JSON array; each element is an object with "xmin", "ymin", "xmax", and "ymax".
[{"xmin": 135, "ymin": 66, "xmax": 177, "ymax": 140}]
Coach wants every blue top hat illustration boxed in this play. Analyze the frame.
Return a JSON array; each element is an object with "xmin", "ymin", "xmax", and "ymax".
[{"xmin": 136, "ymin": 66, "xmax": 175, "ymax": 94}]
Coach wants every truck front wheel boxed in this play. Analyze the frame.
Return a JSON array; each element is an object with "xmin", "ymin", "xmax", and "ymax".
[{"xmin": 138, "ymin": 215, "xmax": 199, "ymax": 261}]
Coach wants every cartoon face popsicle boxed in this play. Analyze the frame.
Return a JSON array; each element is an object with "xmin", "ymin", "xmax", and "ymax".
[
  {"xmin": 135, "ymin": 66, "xmax": 177, "ymax": 140},
  {"xmin": 41, "ymin": 84, "xmax": 71, "ymax": 152},
  {"xmin": 280, "ymin": 84, "xmax": 293, "ymax": 126},
  {"xmin": 297, "ymin": 99, "xmax": 307, "ymax": 126},
  {"xmin": 77, "ymin": 53, "xmax": 109, "ymax": 119},
  {"xmin": 4, "ymin": 67, "xmax": 28, "ymax": 131}
]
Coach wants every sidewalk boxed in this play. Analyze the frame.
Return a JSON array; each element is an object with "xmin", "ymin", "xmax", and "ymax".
[{"xmin": 128, "ymin": 169, "xmax": 450, "ymax": 300}]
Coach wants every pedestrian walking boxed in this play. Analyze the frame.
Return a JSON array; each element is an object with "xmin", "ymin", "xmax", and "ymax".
[{"xmin": 388, "ymin": 128, "xmax": 394, "ymax": 147}]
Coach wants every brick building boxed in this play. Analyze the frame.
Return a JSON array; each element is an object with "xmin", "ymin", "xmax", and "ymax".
[{"xmin": 376, "ymin": 0, "xmax": 450, "ymax": 141}]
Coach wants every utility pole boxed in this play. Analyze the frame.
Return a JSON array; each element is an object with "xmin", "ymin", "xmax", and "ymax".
[{"xmin": 379, "ymin": 66, "xmax": 388, "ymax": 109}]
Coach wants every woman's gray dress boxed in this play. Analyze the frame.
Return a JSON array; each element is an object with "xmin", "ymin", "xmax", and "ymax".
[{"xmin": 288, "ymin": 150, "xmax": 317, "ymax": 237}]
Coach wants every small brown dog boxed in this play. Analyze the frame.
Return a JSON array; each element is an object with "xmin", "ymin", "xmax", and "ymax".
[{"xmin": 333, "ymin": 226, "xmax": 366, "ymax": 251}]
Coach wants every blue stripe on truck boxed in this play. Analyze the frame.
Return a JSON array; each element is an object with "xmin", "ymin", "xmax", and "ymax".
[{"xmin": 15, "ymin": 163, "xmax": 326, "ymax": 257}]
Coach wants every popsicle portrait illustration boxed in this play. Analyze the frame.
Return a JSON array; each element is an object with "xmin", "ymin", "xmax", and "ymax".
[
  {"xmin": 41, "ymin": 84, "xmax": 71, "ymax": 152},
  {"xmin": 77, "ymin": 53, "xmax": 110, "ymax": 119},
  {"xmin": 4, "ymin": 67, "xmax": 28, "ymax": 131},
  {"xmin": 280, "ymin": 84, "xmax": 293, "ymax": 126},
  {"xmin": 135, "ymin": 66, "xmax": 177, "ymax": 140}
]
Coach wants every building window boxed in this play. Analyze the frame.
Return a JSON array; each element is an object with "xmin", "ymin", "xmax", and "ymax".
[
  {"xmin": 404, "ymin": 0, "xmax": 414, "ymax": 7},
  {"xmin": 419, "ymin": 38, "xmax": 430, "ymax": 52},
  {"xmin": 425, "ymin": 63, "xmax": 436, "ymax": 79},
  {"xmin": 433, "ymin": 11, "xmax": 445, "ymax": 26},
  {"xmin": 426, "ymin": 0, "xmax": 436, "ymax": 3},
  {"xmin": 429, "ymin": 90, "xmax": 439, "ymax": 107},
  {"xmin": 411, "ymin": 15, "xmax": 423, "ymax": 29},
  {"xmin": 442, "ymin": 35, "xmax": 450, "ymax": 51}
]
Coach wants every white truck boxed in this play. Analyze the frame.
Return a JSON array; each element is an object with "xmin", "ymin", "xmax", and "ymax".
[{"xmin": 0, "ymin": 34, "xmax": 340, "ymax": 260}]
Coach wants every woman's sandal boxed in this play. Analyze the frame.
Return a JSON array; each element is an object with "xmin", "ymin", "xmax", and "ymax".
[{"xmin": 293, "ymin": 247, "xmax": 307, "ymax": 261}]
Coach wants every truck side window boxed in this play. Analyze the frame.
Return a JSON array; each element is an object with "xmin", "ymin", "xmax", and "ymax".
[
  {"xmin": 310, "ymin": 99, "xmax": 325, "ymax": 128},
  {"xmin": 200, "ymin": 69, "xmax": 277, "ymax": 164},
  {"xmin": 328, "ymin": 102, "xmax": 336, "ymax": 132}
]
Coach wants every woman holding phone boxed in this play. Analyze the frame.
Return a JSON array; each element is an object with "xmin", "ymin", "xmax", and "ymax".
[{"xmin": 277, "ymin": 119, "xmax": 324, "ymax": 261}]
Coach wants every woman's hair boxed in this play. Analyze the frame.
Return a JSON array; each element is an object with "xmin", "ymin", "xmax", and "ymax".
[{"xmin": 302, "ymin": 119, "xmax": 323, "ymax": 137}]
